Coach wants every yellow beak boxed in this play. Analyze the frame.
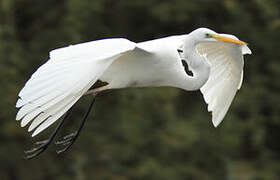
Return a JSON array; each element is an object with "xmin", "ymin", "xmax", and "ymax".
[{"xmin": 212, "ymin": 34, "xmax": 247, "ymax": 45}]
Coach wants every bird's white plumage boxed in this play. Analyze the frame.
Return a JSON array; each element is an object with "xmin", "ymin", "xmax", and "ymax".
[
  {"xmin": 196, "ymin": 34, "xmax": 251, "ymax": 127},
  {"xmin": 16, "ymin": 38, "xmax": 137, "ymax": 136},
  {"xmin": 99, "ymin": 35, "xmax": 186, "ymax": 89},
  {"xmin": 15, "ymin": 28, "xmax": 251, "ymax": 137}
]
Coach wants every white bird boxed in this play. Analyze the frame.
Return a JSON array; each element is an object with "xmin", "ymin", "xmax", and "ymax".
[{"xmin": 16, "ymin": 28, "xmax": 251, "ymax": 159}]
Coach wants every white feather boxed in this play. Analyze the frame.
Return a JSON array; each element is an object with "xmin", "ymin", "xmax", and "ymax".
[
  {"xmin": 28, "ymin": 94, "xmax": 74, "ymax": 132},
  {"xmin": 16, "ymin": 38, "xmax": 137, "ymax": 136},
  {"xmin": 16, "ymin": 90, "xmax": 62, "ymax": 121},
  {"xmin": 197, "ymin": 37, "xmax": 251, "ymax": 127},
  {"xmin": 16, "ymin": 29, "xmax": 251, "ymax": 137},
  {"xmin": 32, "ymin": 95, "xmax": 80, "ymax": 137}
]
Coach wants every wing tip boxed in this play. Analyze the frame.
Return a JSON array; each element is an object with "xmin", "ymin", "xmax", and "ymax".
[
  {"xmin": 15, "ymin": 113, "xmax": 22, "ymax": 121},
  {"xmin": 241, "ymin": 45, "xmax": 252, "ymax": 55},
  {"xmin": 32, "ymin": 128, "xmax": 41, "ymax": 137},
  {"xmin": 16, "ymin": 98, "xmax": 24, "ymax": 108},
  {"xmin": 28, "ymin": 123, "xmax": 36, "ymax": 132},
  {"xmin": 211, "ymin": 109, "xmax": 227, "ymax": 128},
  {"xmin": 212, "ymin": 119, "xmax": 220, "ymax": 128},
  {"xmin": 212, "ymin": 117, "xmax": 222, "ymax": 128}
]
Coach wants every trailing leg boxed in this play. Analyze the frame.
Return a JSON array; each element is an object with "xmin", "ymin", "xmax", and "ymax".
[
  {"xmin": 24, "ymin": 107, "xmax": 73, "ymax": 159},
  {"xmin": 55, "ymin": 95, "xmax": 96, "ymax": 154}
]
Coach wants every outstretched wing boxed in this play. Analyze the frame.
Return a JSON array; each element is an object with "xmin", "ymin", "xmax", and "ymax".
[
  {"xmin": 16, "ymin": 38, "xmax": 139, "ymax": 136},
  {"xmin": 196, "ymin": 34, "xmax": 251, "ymax": 127}
]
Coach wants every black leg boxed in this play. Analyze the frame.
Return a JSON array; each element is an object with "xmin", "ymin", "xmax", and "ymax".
[
  {"xmin": 55, "ymin": 95, "xmax": 96, "ymax": 154},
  {"xmin": 24, "ymin": 107, "xmax": 73, "ymax": 159}
]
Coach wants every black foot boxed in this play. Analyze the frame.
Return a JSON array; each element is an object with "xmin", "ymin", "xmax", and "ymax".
[
  {"xmin": 55, "ymin": 131, "xmax": 78, "ymax": 154},
  {"xmin": 55, "ymin": 96, "xmax": 96, "ymax": 154},
  {"xmin": 24, "ymin": 139, "xmax": 51, "ymax": 159},
  {"xmin": 24, "ymin": 107, "xmax": 74, "ymax": 160}
]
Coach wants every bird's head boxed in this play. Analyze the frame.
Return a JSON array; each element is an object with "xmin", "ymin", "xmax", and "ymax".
[{"xmin": 189, "ymin": 28, "xmax": 247, "ymax": 45}]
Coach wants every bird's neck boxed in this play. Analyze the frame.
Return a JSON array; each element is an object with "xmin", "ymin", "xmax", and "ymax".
[{"xmin": 178, "ymin": 39, "xmax": 210, "ymax": 91}]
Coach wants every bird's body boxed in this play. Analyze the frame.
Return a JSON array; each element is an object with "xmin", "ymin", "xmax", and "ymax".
[
  {"xmin": 100, "ymin": 35, "xmax": 187, "ymax": 89},
  {"xmin": 15, "ymin": 28, "xmax": 251, "ymax": 158}
]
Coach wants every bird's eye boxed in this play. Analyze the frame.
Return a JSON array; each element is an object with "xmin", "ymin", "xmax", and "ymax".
[{"xmin": 205, "ymin": 33, "xmax": 211, "ymax": 38}]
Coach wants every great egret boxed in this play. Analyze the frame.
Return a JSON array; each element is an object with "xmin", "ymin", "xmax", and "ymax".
[{"xmin": 16, "ymin": 28, "xmax": 251, "ymax": 159}]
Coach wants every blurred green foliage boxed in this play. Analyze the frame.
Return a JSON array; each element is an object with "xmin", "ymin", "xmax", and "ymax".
[{"xmin": 0, "ymin": 0, "xmax": 280, "ymax": 179}]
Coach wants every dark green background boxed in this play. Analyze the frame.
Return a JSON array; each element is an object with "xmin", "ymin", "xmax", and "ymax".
[{"xmin": 1, "ymin": 0, "xmax": 279, "ymax": 179}]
